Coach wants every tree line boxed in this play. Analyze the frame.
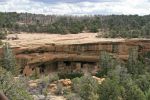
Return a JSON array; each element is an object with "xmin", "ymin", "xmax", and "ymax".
[{"xmin": 0, "ymin": 12, "xmax": 150, "ymax": 38}]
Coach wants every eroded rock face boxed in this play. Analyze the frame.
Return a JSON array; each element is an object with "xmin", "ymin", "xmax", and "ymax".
[{"xmin": 1, "ymin": 39, "xmax": 150, "ymax": 76}]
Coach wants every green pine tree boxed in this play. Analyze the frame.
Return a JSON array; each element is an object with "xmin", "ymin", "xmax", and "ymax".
[{"xmin": 2, "ymin": 42, "xmax": 19, "ymax": 76}]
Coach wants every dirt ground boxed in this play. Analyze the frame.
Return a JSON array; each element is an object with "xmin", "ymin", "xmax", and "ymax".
[{"xmin": 2, "ymin": 32, "xmax": 148, "ymax": 48}]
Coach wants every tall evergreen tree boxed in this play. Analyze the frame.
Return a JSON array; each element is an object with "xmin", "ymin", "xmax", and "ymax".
[
  {"xmin": 127, "ymin": 47, "xmax": 145, "ymax": 75},
  {"xmin": 2, "ymin": 42, "xmax": 18, "ymax": 75},
  {"xmin": 99, "ymin": 51, "xmax": 115, "ymax": 76}
]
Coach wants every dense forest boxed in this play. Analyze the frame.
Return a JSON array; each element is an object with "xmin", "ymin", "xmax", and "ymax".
[{"xmin": 0, "ymin": 12, "xmax": 150, "ymax": 38}]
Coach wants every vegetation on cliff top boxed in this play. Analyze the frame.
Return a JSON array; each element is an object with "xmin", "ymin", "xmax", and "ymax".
[{"xmin": 0, "ymin": 12, "xmax": 150, "ymax": 38}]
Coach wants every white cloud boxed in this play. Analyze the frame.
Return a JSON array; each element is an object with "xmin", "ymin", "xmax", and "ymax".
[{"xmin": 0, "ymin": 0, "xmax": 149, "ymax": 15}]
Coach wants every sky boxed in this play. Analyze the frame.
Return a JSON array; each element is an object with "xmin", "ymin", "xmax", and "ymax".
[{"xmin": 0, "ymin": 0, "xmax": 149, "ymax": 15}]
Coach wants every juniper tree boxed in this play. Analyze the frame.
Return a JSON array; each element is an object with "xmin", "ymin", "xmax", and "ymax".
[
  {"xmin": 99, "ymin": 51, "xmax": 116, "ymax": 76},
  {"xmin": 2, "ymin": 42, "xmax": 19, "ymax": 76},
  {"xmin": 146, "ymin": 88, "xmax": 150, "ymax": 100},
  {"xmin": 127, "ymin": 47, "xmax": 145, "ymax": 76},
  {"xmin": 72, "ymin": 76, "xmax": 99, "ymax": 100},
  {"xmin": 98, "ymin": 78, "xmax": 123, "ymax": 100},
  {"xmin": 0, "ymin": 67, "xmax": 32, "ymax": 100}
]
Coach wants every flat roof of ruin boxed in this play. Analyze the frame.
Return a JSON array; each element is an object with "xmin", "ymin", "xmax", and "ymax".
[{"xmin": 2, "ymin": 32, "xmax": 150, "ymax": 49}]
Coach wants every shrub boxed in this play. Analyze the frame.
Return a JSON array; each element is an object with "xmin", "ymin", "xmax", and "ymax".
[
  {"xmin": 146, "ymin": 88, "xmax": 150, "ymax": 100},
  {"xmin": 72, "ymin": 76, "xmax": 99, "ymax": 100},
  {"xmin": 0, "ymin": 31, "xmax": 6, "ymax": 39},
  {"xmin": 65, "ymin": 93, "xmax": 82, "ymax": 100},
  {"xmin": 0, "ymin": 40, "xmax": 2, "ymax": 45},
  {"xmin": 0, "ymin": 67, "xmax": 33, "ymax": 100},
  {"xmin": 58, "ymin": 72, "xmax": 83, "ymax": 79},
  {"xmin": 98, "ymin": 78, "xmax": 122, "ymax": 100},
  {"xmin": 124, "ymin": 82, "xmax": 146, "ymax": 100},
  {"xmin": 48, "ymin": 74, "xmax": 59, "ymax": 83},
  {"xmin": 55, "ymin": 83, "xmax": 63, "ymax": 95}
]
